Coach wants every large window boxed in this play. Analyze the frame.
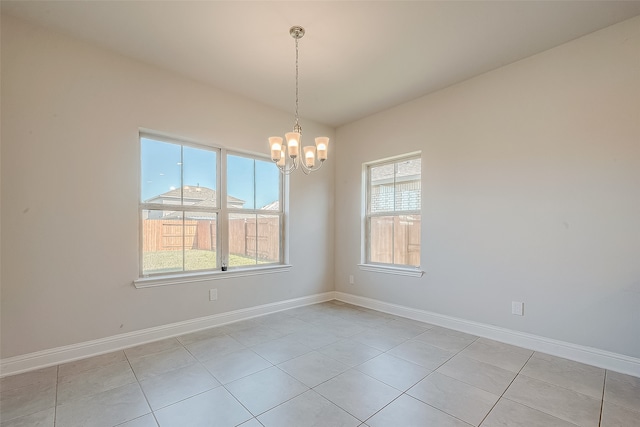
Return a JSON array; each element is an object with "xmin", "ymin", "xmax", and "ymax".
[
  {"xmin": 140, "ymin": 134, "xmax": 282, "ymax": 277},
  {"xmin": 365, "ymin": 154, "xmax": 421, "ymax": 268}
]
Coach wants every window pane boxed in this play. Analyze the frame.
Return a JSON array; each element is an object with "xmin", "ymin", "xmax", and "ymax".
[
  {"xmin": 369, "ymin": 214, "xmax": 421, "ymax": 267},
  {"xmin": 183, "ymin": 146, "xmax": 217, "ymax": 208},
  {"xmin": 257, "ymin": 215, "xmax": 280, "ymax": 263},
  {"xmin": 228, "ymin": 213, "xmax": 258, "ymax": 267},
  {"xmin": 256, "ymin": 160, "xmax": 280, "ymax": 210},
  {"xmin": 395, "ymin": 214, "xmax": 421, "ymax": 267},
  {"xmin": 141, "ymin": 138, "xmax": 181, "ymax": 203},
  {"xmin": 370, "ymin": 163, "xmax": 394, "ymax": 213},
  {"xmin": 142, "ymin": 209, "xmax": 183, "ymax": 275},
  {"xmin": 395, "ymin": 158, "xmax": 421, "ymax": 211},
  {"xmin": 184, "ymin": 211, "xmax": 217, "ymax": 271},
  {"xmin": 369, "ymin": 216, "xmax": 394, "ymax": 264},
  {"xmin": 227, "ymin": 155, "xmax": 254, "ymax": 209}
]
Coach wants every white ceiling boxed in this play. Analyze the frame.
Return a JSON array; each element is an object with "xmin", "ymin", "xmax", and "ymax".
[{"xmin": 3, "ymin": 1, "xmax": 640, "ymax": 127}]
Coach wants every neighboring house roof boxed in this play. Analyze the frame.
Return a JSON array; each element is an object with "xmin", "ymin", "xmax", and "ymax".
[
  {"xmin": 260, "ymin": 200, "xmax": 279, "ymax": 211},
  {"xmin": 145, "ymin": 186, "xmax": 245, "ymax": 207},
  {"xmin": 147, "ymin": 187, "xmax": 280, "ymax": 220},
  {"xmin": 371, "ymin": 158, "xmax": 421, "ymax": 184}
]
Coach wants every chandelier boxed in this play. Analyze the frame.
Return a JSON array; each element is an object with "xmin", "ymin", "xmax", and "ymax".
[{"xmin": 269, "ymin": 26, "xmax": 329, "ymax": 175}]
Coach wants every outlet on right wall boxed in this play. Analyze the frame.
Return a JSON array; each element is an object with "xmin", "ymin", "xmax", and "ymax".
[{"xmin": 335, "ymin": 16, "xmax": 640, "ymax": 359}]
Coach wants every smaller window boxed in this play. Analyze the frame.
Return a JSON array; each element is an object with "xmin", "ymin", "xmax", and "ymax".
[{"xmin": 365, "ymin": 154, "xmax": 421, "ymax": 268}]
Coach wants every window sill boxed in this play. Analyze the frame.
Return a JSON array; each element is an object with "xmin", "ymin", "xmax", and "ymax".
[
  {"xmin": 358, "ymin": 264, "xmax": 425, "ymax": 277},
  {"xmin": 134, "ymin": 264, "xmax": 292, "ymax": 289}
]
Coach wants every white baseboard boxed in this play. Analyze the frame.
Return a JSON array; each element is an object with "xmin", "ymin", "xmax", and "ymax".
[
  {"xmin": 4, "ymin": 291, "xmax": 638, "ymax": 378},
  {"xmin": 0, "ymin": 292, "xmax": 335, "ymax": 378},
  {"xmin": 335, "ymin": 292, "xmax": 640, "ymax": 377}
]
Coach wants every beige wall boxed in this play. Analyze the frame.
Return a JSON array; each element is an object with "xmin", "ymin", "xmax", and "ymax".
[
  {"xmin": 335, "ymin": 16, "xmax": 640, "ymax": 358},
  {"xmin": 0, "ymin": 16, "xmax": 334, "ymax": 358},
  {"xmin": 2, "ymin": 12, "xmax": 639, "ymax": 363}
]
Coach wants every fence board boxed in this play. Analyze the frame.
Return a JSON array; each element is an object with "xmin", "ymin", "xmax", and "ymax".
[
  {"xmin": 370, "ymin": 216, "xmax": 420, "ymax": 266},
  {"xmin": 143, "ymin": 217, "xmax": 279, "ymax": 261}
]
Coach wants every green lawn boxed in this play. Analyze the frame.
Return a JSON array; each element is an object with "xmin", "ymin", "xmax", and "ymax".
[{"xmin": 143, "ymin": 250, "xmax": 269, "ymax": 275}]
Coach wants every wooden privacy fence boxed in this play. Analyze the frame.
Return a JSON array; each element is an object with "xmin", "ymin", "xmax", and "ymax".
[
  {"xmin": 143, "ymin": 217, "xmax": 280, "ymax": 261},
  {"xmin": 143, "ymin": 219, "xmax": 216, "ymax": 252},
  {"xmin": 228, "ymin": 217, "xmax": 279, "ymax": 262},
  {"xmin": 369, "ymin": 216, "xmax": 421, "ymax": 266},
  {"xmin": 144, "ymin": 216, "xmax": 418, "ymax": 265}
]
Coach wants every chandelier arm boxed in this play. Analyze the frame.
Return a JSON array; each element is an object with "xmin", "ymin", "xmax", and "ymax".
[
  {"xmin": 299, "ymin": 159, "xmax": 325, "ymax": 174},
  {"xmin": 276, "ymin": 156, "xmax": 299, "ymax": 175},
  {"xmin": 278, "ymin": 165, "xmax": 297, "ymax": 176}
]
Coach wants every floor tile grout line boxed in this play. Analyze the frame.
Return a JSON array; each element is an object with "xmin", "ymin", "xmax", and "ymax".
[
  {"xmin": 431, "ymin": 351, "xmax": 527, "ymax": 397},
  {"xmin": 598, "ymin": 370, "xmax": 607, "ymax": 427},
  {"xmin": 224, "ymin": 333, "xmax": 319, "ymax": 417},
  {"xmin": 364, "ymin": 391, "xmax": 476, "ymax": 427},
  {"xmin": 349, "ymin": 360, "xmax": 430, "ymax": 394},
  {"xmin": 270, "ymin": 304, "xmax": 604, "ymax": 422},
  {"xmin": 221, "ymin": 368, "xmax": 308, "ymax": 421},
  {"xmin": 250, "ymin": 388, "xmax": 310, "ymax": 420},
  {"xmin": 327, "ymin": 301, "xmax": 631, "ymax": 425},
  {"xmin": 514, "ymin": 371, "xmax": 606, "ymax": 400},
  {"xmin": 54, "ymin": 353, "xmax": 156, "ymax": 427},
  {"xmin": 53, "ymin": 356, "xmax": 143, "ymax": 420},
  {"xmin": 389, "ymin": 333, "xmax": 498, "ymax": 427},
  {"xmin": 220, "ymin": 381, "xmax": 262, "ymax": 423},
  {"xmin": 53, "ymin": 364, "xmax": 59, "ymax": 427},
  {"xmin": 380, "ymin": 337, "xmax": 459, "ymax": 376},
  {"xmin": 137, "ymin": 363, "xmax": 223, "ymax": 411},
  {"xmin": 130, "ymin": 338, "xmax": 237, "ymax": 424},
  {"xmin": 314, "ymin": 382, "xmax": 387, "ymax": 424},
  {"xmin": 122, "ymin": 346, "xmax": 156, "ymax": 424},
  {"xmin": 495, "ymin": 396, "xmax": 582, "ymax": 427},
  {"xmin": 213, "ymin": 363, "xmax": 274, "ymax": 388},
  {"xmin": 142, "ymin": 334, "xmax": 261, "ymax": 416},
  {"xmin": 412, "ymin": 393, "xmax": 477, "ymax": 426},
  {"xmin": 360, "ymin": 392, "xmax": 405, "ymax": 425},
  {"xmin": 313, "ymin": 327, "xmax": 477, "ymax": 426},
  {"xmin": 476, "ymin": 347, "xmax": 535, "ymax": 426},
  {"xmin": 482, "ymin": 353, "xmax": 596, "ymax": 427},
  {"xmin": 264, "ymin": 323, "xmax": 408, "ymax": 424}
]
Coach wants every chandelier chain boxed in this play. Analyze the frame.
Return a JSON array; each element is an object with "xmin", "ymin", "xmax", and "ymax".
[{"xmin": 295, "ymin": 36, "xmax": 299, "ymax": 128}]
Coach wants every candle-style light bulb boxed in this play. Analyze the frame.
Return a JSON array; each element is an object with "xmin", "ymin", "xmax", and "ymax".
[
  {"xmin": 269, "ymin": 137, "xmax": 283, "ymax": 162},
  {"xmin": 277, "ymin": 148, "xmax": 286, "ymax": 167},
  {"xmin": 304, "ymin": 146, "xmax": 316, "ymax": 168},
  {"xmin": 315, "ymin": 137, "xmax": 329, "ymax": 161},
  {"xmin": 285, "ymin": 132, "xmax": 300, "ymax": 158}
]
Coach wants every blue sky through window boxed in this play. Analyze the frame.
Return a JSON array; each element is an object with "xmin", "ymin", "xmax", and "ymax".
[{"xmin": 141, "ymin": 137, "xmax": 279, "ymax": 208}]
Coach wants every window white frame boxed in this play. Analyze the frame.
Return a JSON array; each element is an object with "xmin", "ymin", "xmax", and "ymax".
[
  {"xmin": 135, "ymin": 132, "xmax": 289, "ymax": 288},
  {"xmin": 359, "ymin": 152, "xmax": 424, "ymax": 277}
]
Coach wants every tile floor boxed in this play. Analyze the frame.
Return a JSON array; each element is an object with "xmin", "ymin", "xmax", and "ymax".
[{"xmin": 1, "ymin": 300, "xmax": 639, "ymax": 427}]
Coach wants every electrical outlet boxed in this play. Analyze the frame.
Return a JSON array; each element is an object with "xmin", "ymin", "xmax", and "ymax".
[
  {"xmin": 349, "ymin": 275, "xmax": 354, "ymax": 285},
  {"xmin": 209, "ymin": 289, "xmax": 218, "ymax": 301},
  {"xmin": 511, "ymin": 301, "xmax": 524, "ymax": 316}
]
